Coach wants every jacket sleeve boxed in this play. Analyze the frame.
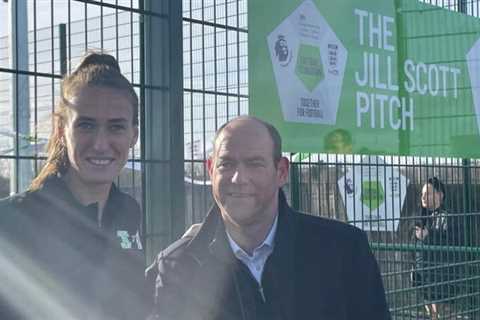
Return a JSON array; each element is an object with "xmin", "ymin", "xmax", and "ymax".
[
  {"xmin": 345, "ymin": 230, "xmax": 391, "ymax": 320},
  {"xmin": 145, "ymin": 253, "xmax": 179, "ymax": 320},
  {"xmin": 144, "ymin": 258, "xmax": 160, "ymax": 319},
  {"xmin": 145, "ymin": 244, "xmax": 195, "ymax": 320}
]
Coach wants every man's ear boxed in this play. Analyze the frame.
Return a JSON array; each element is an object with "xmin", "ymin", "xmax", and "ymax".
[
  {"xmin": 276, "ymin": 156, "xmax": 289, "ymax": 186},
  {"xmin": 207, "ymin": 156, "xmax": 214, "ymax": 178},
  {"xmin": 130, "ymin": 126, "xmax": 139, "ymax": 148}
]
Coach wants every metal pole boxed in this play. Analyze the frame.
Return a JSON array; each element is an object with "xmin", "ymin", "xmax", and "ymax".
[
  {"xmin": 143, "ymin": 0, "xmax": 185, "ymax": 264},
  {"xmin": 458, "ymin": 0, "xmax": 468, "ymax": 14},
  {"xmin": 457, "ymin": 1, "xmax": 478, "ymax": 314},
  {"xmin": 9, "ymin": 0, "xmax": 32, "ymax": 194},
  {"xmin": 59, "ymin": 24, "xmax": 67, "ymax": 76},
  {"xmin": 458, "ymin": 0, "xmax": 471, "ymax": 244},
  {"xmin": 290, "ymin": 153, "xmax": 300, "ymax": 210}
]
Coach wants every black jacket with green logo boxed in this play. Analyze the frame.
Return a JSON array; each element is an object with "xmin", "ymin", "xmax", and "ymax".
[{"xmin": 0, "ymin": 175, "xmax": 147, "ymax": 320}]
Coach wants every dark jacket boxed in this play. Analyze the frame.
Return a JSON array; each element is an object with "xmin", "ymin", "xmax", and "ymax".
[
  {"xmin": 147, "ymin": 192, "xmax": 391, "ymax": 320},
  {"xmin": 0, "ymin": 175, "xmax": 148, "ymax": 320},
  {"xmin": 413, "ymin": 207, "xmax": 466, "ymax": 300}
]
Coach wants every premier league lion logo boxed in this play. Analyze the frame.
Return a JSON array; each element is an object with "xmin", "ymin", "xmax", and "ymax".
[{"xmin": 274, "ymin": 35, "xmax": 291, "ymax": 66}]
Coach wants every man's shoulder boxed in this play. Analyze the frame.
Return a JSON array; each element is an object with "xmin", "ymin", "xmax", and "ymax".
[
  {"xmin": 157, "ymin": 224, "xmax": 202, "ymax": 261},
  {"xmin": 150, "ymin": 236, "xmax": 198, "ymax": 283},
  {"xmin": 161, "ymin": 237, "xmax": 191, "ymax": 259}
]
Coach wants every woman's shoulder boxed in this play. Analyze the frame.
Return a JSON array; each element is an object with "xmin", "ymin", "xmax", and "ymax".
[
  {"xmin": 110, "ymin": 187, "xmax": 141, "ymax": 213},
  {"xmin": 107, "ymin": 186, "xmax": 142, "ymax": 229},
  {"xmin": 0, "ymin": 190, "xmax": 44, "ymax": 235},
  {"xmin": 0, "ymin": 189, "xmax": 39, "ymax": 213}
]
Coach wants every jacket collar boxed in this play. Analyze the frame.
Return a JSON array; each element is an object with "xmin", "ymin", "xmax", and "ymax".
[
  {"xmin": 185, "ymin": 190, "xmax": 297, "ymax": 319},
  {"xmin": 185, "ymin": 190, "xmax": 296, "ymax": 268},
  {"xmin": 184, "ymin": 203, "xmax": 237, "ymax": 266},
  {"xmin": 268, "ymin": 190, "xmax": 296, "ymax": 267},
  {"xmin": 39, "ymin": 175, "xmax": 121, "ymax": 229}
]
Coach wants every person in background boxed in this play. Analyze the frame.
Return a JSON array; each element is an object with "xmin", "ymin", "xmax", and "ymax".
[
  {"xmin": 0, "ymin": 52, "xmax": 148, "ymax": 320},
  {"xmin": 146, "ymin": 116, "xmax": 391, "ymax": 320},
  {"xmin": 412, "ymin": 177, "xmax": 463, "ymax": 320},
  {"xmin": 324, "ymin": 128, "xmax": 353, "ymax": 154}
]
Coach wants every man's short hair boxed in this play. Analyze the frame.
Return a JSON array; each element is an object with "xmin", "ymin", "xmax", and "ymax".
[{"xmin": 211, "ymin": 116, "xmax": 282, "ymax": 163}]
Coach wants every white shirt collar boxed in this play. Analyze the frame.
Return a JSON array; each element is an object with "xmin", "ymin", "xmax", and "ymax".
[
  {"xmin": 226, "ymin": 215, "xmax": 278, "ymax": 256},
  {"xmin": 226, "ymin": 215, "xmax": 278, "ymax": 284}
]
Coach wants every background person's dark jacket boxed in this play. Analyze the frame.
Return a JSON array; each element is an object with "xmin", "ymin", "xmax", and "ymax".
[
  {"xmin": 146, "ymin": 192, "xmax": 391, "ymax": 320},
  {"xmin": 412, "ymin": 207, "xmax": 467, "ymax": 301},
  {"xmin": 0, "ymin": 175, "xmax": 148, "ymax": 320}
]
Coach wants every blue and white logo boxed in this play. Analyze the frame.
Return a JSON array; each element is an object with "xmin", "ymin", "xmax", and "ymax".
[{"xmin": 116, "ymin": 230, "xmax": 143, "ymax": 250}]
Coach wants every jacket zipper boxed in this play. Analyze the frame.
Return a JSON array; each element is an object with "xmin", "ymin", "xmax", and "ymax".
[{"xmin": 258, "ymin": 285, "xmax": 266, "ymax": 303}]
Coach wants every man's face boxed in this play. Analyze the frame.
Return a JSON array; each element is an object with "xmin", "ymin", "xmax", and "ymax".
[
  {"xmin": 325, "ymin": 131, "xmax": 352, "ymax": 154},
  {"xmin": 421, "ymin": 183, "xmax": 443, "ymax": 210},
  {"xmin": 63, "ymin": 86, "xmax": 138, "ymax": 189},
  {"xmin": 208, "ymin": 119, "xmax": 289, "ymax": 228}
]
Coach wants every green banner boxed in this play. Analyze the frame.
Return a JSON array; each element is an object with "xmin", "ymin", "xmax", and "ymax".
[{"xmin": 249, "ymin": 0, "xmax": 480, "ymax": 157}]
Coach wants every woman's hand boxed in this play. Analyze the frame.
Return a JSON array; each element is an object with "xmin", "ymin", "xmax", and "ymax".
[{"xmin": 415, "ymin": 226, "xmax": 429, "ymax": 240}]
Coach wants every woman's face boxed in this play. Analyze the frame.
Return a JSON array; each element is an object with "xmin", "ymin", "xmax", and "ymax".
[
  {"xmin": 62, "ymin": 86, "xmax": 138, "ymax": 189},
  {"xmin": 421, "ymin": 183, "xmax": 443, "ymax": 210}
]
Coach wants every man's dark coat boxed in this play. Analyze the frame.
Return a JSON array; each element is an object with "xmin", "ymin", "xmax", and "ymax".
[{"xmin": 147, "ymin": 192, "xmax": 391, "ymax": 320}]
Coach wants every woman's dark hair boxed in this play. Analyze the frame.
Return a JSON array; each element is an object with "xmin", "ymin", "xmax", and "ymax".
[
  {"xmin": 426, "ymin": 176, "xmax": 446, "ymax": 202},
  {"xmin": 29, "ymin": 51, "xmax": 138, "ymax": 190}
]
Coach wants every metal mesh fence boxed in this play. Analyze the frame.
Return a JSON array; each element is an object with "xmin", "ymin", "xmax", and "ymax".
[
  {"xmin": 182, "ymin": 1, "xmax": 480, "ymax": 319},
  {"xmin": 0, "ymin": 0, "xmax": 142, "ymax": 200},
  {"xmin": 1, "ymin": 0, "xmax": 480, "ymax": 318},
  {"xmin": 182, "ymin": 0, "xmax": 248, "ymax": 225}
]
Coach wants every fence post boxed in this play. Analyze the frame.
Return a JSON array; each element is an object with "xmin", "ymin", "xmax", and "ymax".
[
  {"xmin": 143, "ymin": 0, "xmax": 185, "ymax": 264},
  {"xmin": 290, "ymin": 153, "xmax": 300, "ymax": 210},
  {"xmin": 59, "ymin": 23, "xmax": 67, "ymax": 76}
]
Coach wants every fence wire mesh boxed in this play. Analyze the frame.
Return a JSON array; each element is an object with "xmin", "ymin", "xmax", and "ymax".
[{"xmin": 0, "ymin": 0, "xmax": 479, "ymax": 318}]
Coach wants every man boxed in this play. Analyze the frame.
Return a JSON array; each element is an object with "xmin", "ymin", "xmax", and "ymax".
[
  {"xmin": 147, "ymin": 116, "xmax": 391, "ymax": 320},
  {"xmin": 324, "ymin": 128, "xmax": 353, "ymax": 154}
]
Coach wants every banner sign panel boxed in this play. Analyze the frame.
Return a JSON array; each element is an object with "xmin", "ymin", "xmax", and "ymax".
[
  {"xmin": 337, "ymin": 156, "xmax": 408, "ymax": 231},
  {"xmin": 249, "ymin": 0, "xmax": 480, "ymax": 157}
]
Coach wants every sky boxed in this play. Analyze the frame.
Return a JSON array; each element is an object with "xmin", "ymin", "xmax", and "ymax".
[
  {"xmin": 1, "ymin": 1, "xmax": 68, "ymax": 38},
  {"xmin": 0, "ymin": 0, "xmax": 137, "ymax": 38},
  {"xmin": 0, "ymin": 0, "xmax": 141, "ymax": 164}
]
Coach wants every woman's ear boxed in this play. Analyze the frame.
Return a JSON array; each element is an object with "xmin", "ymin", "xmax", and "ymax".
[{"xmin": 55, "ymin": 118, "xmax": 65, "ymax": 141}]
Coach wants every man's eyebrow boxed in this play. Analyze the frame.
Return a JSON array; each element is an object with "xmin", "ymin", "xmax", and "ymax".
[
  {"xmin": 75, "ymin": 116, "xmax": 95, "ymax": 122},
  {"xmin": 245, "ymin": 156, "xmax": 267, "ymax": 161},
  {"xmin": 74, "ymin": 117, "xmax": 129, "ymax": 123},
  {"xmin": 108, "ymin": 118, "xmax": 129, "ymax": 123}
]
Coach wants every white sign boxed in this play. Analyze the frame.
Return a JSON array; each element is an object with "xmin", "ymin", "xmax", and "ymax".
[
  {"xmin": 337, "ymin": 156, "xmax": 408, "ymax": 231},
  {"xmin": 467, "ymin": 37, "xmax": 480, "ymax": 135},
  {"xmin": 267, "ymin": 0, "xmax": 347, "ymax": 125}
]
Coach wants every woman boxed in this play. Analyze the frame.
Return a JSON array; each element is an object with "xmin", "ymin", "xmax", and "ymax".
[
  {"xmin": 412, "ymin": 177, "xmax": 462, "ymax": 320},
  {"xmin": 0, "ymin": 52, "xmax": 147, "ymax": 319}
]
